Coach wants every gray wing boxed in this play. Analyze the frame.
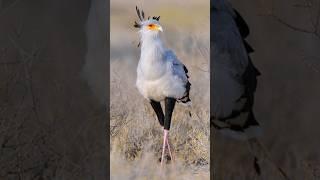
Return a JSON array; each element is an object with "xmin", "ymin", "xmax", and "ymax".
[
  {"xmin": 211, "ymin": 7, "xmax": 249, "ymax": 119},
  {"xmin": 165, "ymin": 50, "xmax": 191, "ymax": 103},
  {"xmin": 165, "ymin": 50, "xmax": 188, "ymax": 83}
]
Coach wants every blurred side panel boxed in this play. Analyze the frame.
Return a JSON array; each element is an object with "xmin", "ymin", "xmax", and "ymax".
[{"xmin": 0, "ymin": 0, "xmax": 108, "ymax": 179}]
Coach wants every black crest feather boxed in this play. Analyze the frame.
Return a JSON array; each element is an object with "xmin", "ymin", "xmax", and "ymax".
[
  {"xmin": 152, "ymin": 16, "xmax": 160, "ymax": 21},
  {"xmin": 134, "ymin": 6, "xmax": 161, "ymax": 48},
  {"xmin": 134, "ymin": 21, "xmax": 141, "ymax": 28},
  {"xmin": 135, "ymin": 6, "xmax": 160, "ymax": 27},
  {"xmin": 135, "ymin": 6, "xmax": 143, "ymax": 21}
]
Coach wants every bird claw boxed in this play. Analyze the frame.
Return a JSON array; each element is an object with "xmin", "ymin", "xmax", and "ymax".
[{"xmin": 158, "ymin": 155, "xmax": 171, "ymax": 163}]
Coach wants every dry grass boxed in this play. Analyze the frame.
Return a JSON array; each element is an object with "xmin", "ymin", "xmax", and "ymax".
[{"xmin": 110, "ymin": 0, "xmax": 210, "ymax": 179}]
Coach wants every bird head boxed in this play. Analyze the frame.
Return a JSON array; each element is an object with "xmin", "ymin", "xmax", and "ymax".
[{"xmin": 134, "ymin": 6, "xmax": 163, "ymax": 45}]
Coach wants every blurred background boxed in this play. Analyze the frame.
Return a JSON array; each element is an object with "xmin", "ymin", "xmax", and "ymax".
[
  {"xmin": 0, "ymin": 0, "xmax": 107, "ymax": 179},
  {"xmin": 110, "ymin": 0, "xmax": 210, "ymax": 179},
  {"xmin": 213, "ymin": 0, "xmax": 320, "ymax": 179}
]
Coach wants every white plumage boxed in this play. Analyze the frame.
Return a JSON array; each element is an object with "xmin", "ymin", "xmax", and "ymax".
[{"xmin": 136, "ymin": 19, "xmax": 189, "ymax": 103}]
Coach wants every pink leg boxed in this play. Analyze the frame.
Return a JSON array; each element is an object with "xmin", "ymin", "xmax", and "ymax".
[
  {"xmin": 160, "ymin": 130, "xmax": 168, "ymax": 166},
  {"xmin": 166, "ymin": 137, "xmax": 174, "ymax": 162},
  {"xmin": 161, "ymin": 129, "xmax": 174, "ymax": 166}
]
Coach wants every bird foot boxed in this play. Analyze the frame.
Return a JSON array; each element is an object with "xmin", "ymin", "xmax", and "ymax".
[{"xmin": 158, "ymin": 155, "xmax": 172, "ymax": 164}]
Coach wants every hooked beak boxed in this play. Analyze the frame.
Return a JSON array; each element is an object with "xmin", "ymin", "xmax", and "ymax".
[{"xmin": 157, "ymin": 26, "xmax": 163, "ymax": 32}]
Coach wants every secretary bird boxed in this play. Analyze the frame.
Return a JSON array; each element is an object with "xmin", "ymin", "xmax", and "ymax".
[
  {"xmin": 134, "ymin": 7, "xmax": 191, "ymax": 165},
  {"xmin": 211, "ymin": 1, "xmax": 289, "ymax": 178},
  {"xmin": 211, "ymin": 0, "xmax": 261, "ymax": 140}
]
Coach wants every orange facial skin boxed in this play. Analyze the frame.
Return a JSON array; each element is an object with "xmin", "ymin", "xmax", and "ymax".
[{"xmin": 148, "ymin": 24, "xmax": 159, "ymax": 31}]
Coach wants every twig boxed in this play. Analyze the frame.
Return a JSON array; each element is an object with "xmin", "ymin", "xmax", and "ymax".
[
  {"xmin": 9, "ymin": 35, "xmax": 43, "ymax": 129},
  {"xmin": 247, "ymin": 138, "xmax": 290, "ymax": 180},
  {"xmin": 301, "ymin": 55, "xmax": 320, "ymax": 73},
  {"xmin": 0, "ymin": 0, "xmax": 20, "ymax": 18},
  {"xmin": 267, "ymin": 0, "xmax": 320, "ymax": 39},
  {"xmin": 0, "ymin": 61, "xmax": 22, "ymax": 65},
  {"xmin": 270, "ymin": 13, "xmax": 320, "ymax": 38}
]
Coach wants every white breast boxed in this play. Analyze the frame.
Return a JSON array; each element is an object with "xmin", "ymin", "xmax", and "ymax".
[
  {"xmin": 136, "ymin": 33, "xmax": 187, "ymax": 102},
  {"xmin": 136, "ymin": 65, "xmax": 186, "ymax": 102}
]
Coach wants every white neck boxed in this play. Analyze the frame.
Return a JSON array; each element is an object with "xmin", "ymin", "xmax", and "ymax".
[
  {"xmin": 138, "ymin": 33, "xmax": 167, "ymax": 79},
  {"xmin": 140, "ymin": 33, "xmax": 165, "ymax": 62}
]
